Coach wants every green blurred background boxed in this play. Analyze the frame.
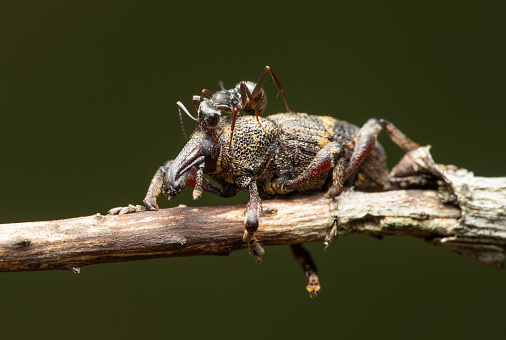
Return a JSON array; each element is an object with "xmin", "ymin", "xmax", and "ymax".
[{"xmin": 1, "ymin": 1, "xmax": 505, "ymax": 339}]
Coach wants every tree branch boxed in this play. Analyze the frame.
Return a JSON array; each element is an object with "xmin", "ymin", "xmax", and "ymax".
[{"xmin": 1, "ymin": 147, "xmax": 505, "ymax": 272}]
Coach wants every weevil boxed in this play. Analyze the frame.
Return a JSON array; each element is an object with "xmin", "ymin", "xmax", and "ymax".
[{"xmin": 120, "ymin": 109, "xmax": 420, "ymax": 298}]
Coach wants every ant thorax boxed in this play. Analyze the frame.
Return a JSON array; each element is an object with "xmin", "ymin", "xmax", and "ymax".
[{"xmin": 210, "ymin": 89, "xmax": 242, "ymax": 114}]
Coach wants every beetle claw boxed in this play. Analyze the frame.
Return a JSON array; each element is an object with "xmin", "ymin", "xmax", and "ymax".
[
  {"xmin": 107, "ymin": 204, "xmax": 146, "ymax": 215},
  {"xmin": 306, "ymin": 273, "xmax": 321, "ymax": 299},
  {"xmin": 247, "ymin": 236, "xmax": 265, "ymax": 264}
]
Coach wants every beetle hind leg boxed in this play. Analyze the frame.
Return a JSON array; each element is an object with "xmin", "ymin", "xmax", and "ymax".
[
  {"xmin": 343, "ymin": 118, "xmax": 419, "ymax": 182},
  {"xmin": 291, "ymin": 244, "xmax": 321, "ymax": 298}
]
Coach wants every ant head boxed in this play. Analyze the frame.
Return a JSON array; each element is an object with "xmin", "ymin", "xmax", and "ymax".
[
  {"xmin": 198, "ymin": 101, "xmax": 222, "ymax": 128},
  {"xmin": 211, "ymin": 90, "xmax": 239, "ymax": 113}
]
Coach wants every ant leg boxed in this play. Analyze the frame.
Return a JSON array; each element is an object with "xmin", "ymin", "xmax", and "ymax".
[
  {"xmin": 228, "ymin": 107, "xmax": 239, "ymax": 148},
  {"xmin": 290, "ymin": 244, "xmax": 321, "ymax": 298},
  {"xmin": 197, "ymin": 89, "xmax": 214, "ymax": 118},
  {"xmin": 199, "ymin": 89, "xmax": 214, "ymax": 102},
  {"xmin": 239, "ymin": 81, "xmax": 263, "ymax": 129},
  {"xmin": 192, "ymin": 95, "xmax": 201, "ymax": 117},
  {"xmin": 253, "ymin": 66, "xmax": 292, "ymax": 113}
]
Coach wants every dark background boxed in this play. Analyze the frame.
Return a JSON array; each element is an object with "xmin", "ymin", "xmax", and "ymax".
[{"xmin": 1, "ymin": 1, "xmax": 505, "ymax": 339}]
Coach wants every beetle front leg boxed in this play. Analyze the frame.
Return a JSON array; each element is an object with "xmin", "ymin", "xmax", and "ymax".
[
  {"xmin": 107, "ymin": 160, "xmax": 173, "ymax": 215},
  {"xmin": 142, "ymin": 160, "xmax": 173, "ymax": 210},
  {"xmin": 108, "ymin": 160, "xmax": 223, "ymax": 215}
]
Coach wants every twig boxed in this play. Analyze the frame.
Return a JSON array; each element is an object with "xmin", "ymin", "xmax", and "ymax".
[{"xmin": 1, "ymin": 147, "xmax": 505, "ymax": 272}]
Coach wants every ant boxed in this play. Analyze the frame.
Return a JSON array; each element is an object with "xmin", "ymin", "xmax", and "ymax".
[{"xmin": 195, "ymin": 66, "xmax": 294, "ymax": 145}]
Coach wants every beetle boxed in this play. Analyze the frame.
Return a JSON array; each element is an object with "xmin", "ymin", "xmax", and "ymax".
[{"xmin": 124, "ymin": 109, "xmax": 420, "ymax": 297}]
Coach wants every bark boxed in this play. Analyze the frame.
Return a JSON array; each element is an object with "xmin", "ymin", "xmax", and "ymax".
[{"xmin": 1, "ymin": 147, "xmax": 505, "ymax": 272}]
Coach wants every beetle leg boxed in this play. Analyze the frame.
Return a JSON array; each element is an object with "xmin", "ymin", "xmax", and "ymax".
[
  {"xmin": 343, "ymin": 118, "xmax": 419, "ymax": 181},
  {"xmin": 325, "ymin": 197, "xmax": 340, "ymax": 248},
  {"xmin": 141, "ymin": 159, "xmax": 220, "ymax": 211},
  {"xmin": 380, "ymin": 119, "xmax": 419, "ymax": 152},
  {"xmin": 242, "ymin": 181, "xmax": 265, "ymax": 263},
  {"xmin": 283, "ymin": 142, "xmax": 343, "ymax": 190},
  {"xmin": 323, "ymin": 157, "xmax": 348, "ymax": 246},
  {"xmin": 243, "ymin": 181, "xmax": 262, "ymax": 240},
  {"xmin": 290, "ymin": 244, "xmax": 321, "ymax": 298},
  {"xmin": 143, "ymin": 160, "xmax": 174, "ymax": 210},
  {"xmin": 327, "ymin": 157, "xmax": 347, "ymax": 198},
  {"xmin": 108, "ymin": 160, "xmax": 172, "ymax": 215},
  {"xmin": 192, "ymin": 162, "xmax": 205, "ymax": 200}
]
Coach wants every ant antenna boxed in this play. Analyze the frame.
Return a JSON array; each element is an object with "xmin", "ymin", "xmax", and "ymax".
[
  {"xmin": 177, "ymin": 101, "xmax": 198, "ymax": 142},
  {"xmin": 177, "ymin": 101, "xmax": 198, "ymax": 122}
]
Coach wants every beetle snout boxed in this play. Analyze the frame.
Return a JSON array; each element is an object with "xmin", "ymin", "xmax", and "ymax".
[
  {"xmin": 162, "ymin": 170, "xmax": 186, "ymax": 199},
  {"xmin": 162, "ymin": 181, "xmax": 183, "ymax": 200}
]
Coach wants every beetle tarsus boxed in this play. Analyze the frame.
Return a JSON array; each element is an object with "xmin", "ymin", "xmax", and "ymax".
[
  {"xmin": 107, "ymin": 204, "xmax": 147, "ymax": 215},
  {"xmin": 306, "ymin": 273, "xmax": 321, "ymax": 299},
  {"xmin": 290, "ymin": 244, "xmax": 321, "ymax": 298},
  {"xmin": 325, "ymin": 198, "xmax": 340, "ymax": 249},
  {"xmin": 248, "ymin": 236, "xmax": 265, "ymax": 264}
]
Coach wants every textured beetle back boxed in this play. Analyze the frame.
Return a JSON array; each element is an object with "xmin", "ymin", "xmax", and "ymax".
[{"xmin": 209, "ymin": 115, "xmax": 278, "ymax": 187}]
